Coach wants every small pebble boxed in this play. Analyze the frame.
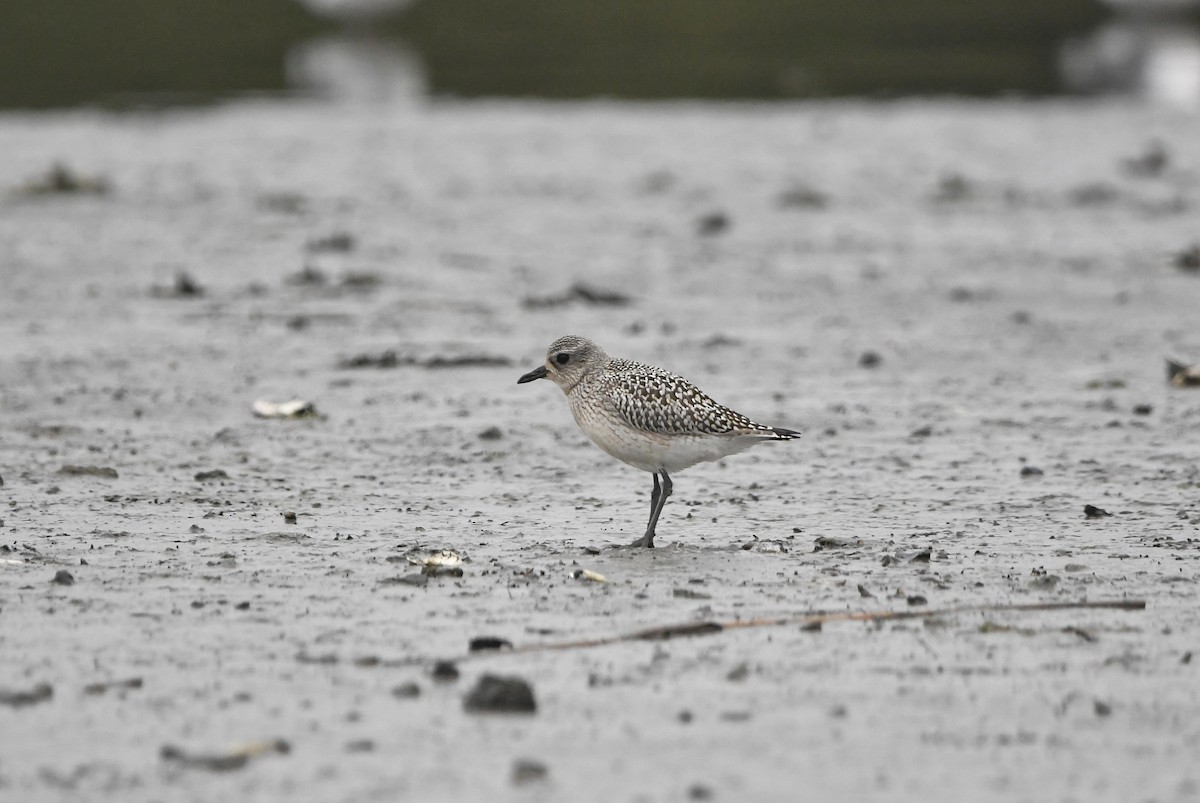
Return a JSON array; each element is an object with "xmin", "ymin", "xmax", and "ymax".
[
  {"xmin": 431, "ymin": 661, "xmax": 460, "ymax": 682},
  {"xmin": 511, "ymin": 759, "xmax": 548, "ymax": 785},
  {"xmin": 463, "ymin": 674, "xmax": 536, "ymax": 714},
  {"xmin": 282, "ymin": 511, "xmax": 297, "ymax": 524},
  {"xmin": 51, "ymin": 569, "xmax": 75, "ymax": 586}
]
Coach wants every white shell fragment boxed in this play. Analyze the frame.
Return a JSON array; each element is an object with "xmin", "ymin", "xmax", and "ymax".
[
  {"xmin": 570, "ymin": 568, "xmax": 607, "ymax": 583},
  {"xmin": 407, "ymin": 549, "xmax": 463, "ymax": 568},
  {"xmin": 252, "ymin": 399, "xmax": 317, "ymax": 418}
]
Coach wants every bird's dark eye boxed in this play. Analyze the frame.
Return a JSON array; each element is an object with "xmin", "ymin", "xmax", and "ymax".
[{"xmin": 554, "ymin": 352, "xmax": 570, "ymax": 366}]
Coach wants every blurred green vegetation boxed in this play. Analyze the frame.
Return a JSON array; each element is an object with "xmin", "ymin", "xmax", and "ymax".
[
  {"xmin": 0, "ymin": 0, "xmax": 325, "ymax": 109},
  {"xmin": 0, "ymin": 0, "xmax": 1121, "ymax": 108},
  {"xmin": 391, "ymin": 0, "xmax": 1111, "ymax": 98}
]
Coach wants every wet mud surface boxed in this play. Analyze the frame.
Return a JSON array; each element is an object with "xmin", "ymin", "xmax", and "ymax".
[{"xmin": 1, "ymin": 100, "xmax": 1199, "ymax": 801}]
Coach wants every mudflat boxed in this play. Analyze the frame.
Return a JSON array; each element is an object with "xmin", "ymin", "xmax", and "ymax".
[{"xmin": 1, "ymin": 99, "xmax": 1198, "ymax": 802}]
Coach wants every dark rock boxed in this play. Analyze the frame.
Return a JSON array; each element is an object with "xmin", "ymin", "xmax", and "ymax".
[
  {"xmin": 431, "ymin": 661, "xmax": 460, "ymax": 682},
  {"xmin": 511, "ymin": 759, "xmax": 548, "ymax": 785},
  {"xmin": 813, "ymin": 536, "xmax": 863, "ymax": 551},
  {"xmin": 800, "ymin": 620, "xmax": 822, "ymax": 632},
  {"xmin": 1094, "ymin": 699, "xmax": 1113, "ymax": 717},
  {"xmin": 909, "ymin": 425, "xmax": 933, "ymax": 438},
  {"xmin": 858, "ymin": 351, "xmax": 882, "ymax": 368},
  {"xmin": 468, "ymin": 636, "xmax": 513, "ymax": 653},
  {"xmin": 857, "ymin": 584, "xmax": 874, "ymax": 598},
  {"xmin": 381, "ymin": 573, "xmax": 429, "ymax": 587},
  {"xmin": 282, "ymin": 511, "xmax": 297, "ymax": 524},
  {"xmin": 1175, "ymin": 244, "xmax": 1200, "ymax": 272},
  {"xmin": 339, "ymin": 350, "xmax": 402, "ymax": 369},
  {"xmin": 478, "ymin": 426, "xmax": 503, "ymax": 441},
  {"xmin": 906, "ymin": 595, "xmax": 927, "ymax": 606},
  {"xmin": 392, "ymin": 682, "xmax": 421, "ymax": 699},
  {"xmin": 1132, "ymin": 404, "xmax": 1153, "ymax": 416},
  {"xmin": 696, "ymin": 211, "xmax": 730, "ymax": 236},
  {"xmin": 194, "ymin": 469, "xmax": 229, "ymax": 481},
  {"xmin": 726, "ymin": 662, "xmax": 749, "ymax": 682},
  {"xmin": 0, "ymin": 683, "xmax": 53, "ymax": 708},
  {"xmin": 59, "ymin": 465, "xmax": 118, "ymax": 479},
  {"xmin": 1020, "ymin": 466, "xmax": 1044, "ymax": 477},
  {"xmin": 1084, "ymin": 505, "xmax": 1111, "ymax": 519},
  {"xmin": 672, "ymin": 588, "xmax": 712, "ymax": 600},
  {"xmin": 51, "ymin": 569, "xmax": 75, "ymax": 586},
  {"xmin": 463, "ymin": 674, "xmax": 536, "ymax": 714},
  {"xmin": 83, "ymin": 677, "xmax": 143, "ymax": 695},
  {"xmin": 307, "ymin": 232, "xmax": 355, "ymax": 253}
]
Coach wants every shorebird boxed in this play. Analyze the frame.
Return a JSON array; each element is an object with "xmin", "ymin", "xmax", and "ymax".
[{"xmin": 517, "ymin": 335, "xmax": 800, "ymax": 547}]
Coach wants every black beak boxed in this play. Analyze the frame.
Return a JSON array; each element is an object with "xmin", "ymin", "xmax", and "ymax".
[{"xmin": 517, "ymin": 365, "xmax": 548, "ymax": 384}]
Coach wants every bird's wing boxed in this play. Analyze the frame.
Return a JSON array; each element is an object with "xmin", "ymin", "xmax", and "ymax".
[{"xmin": 601, "ymin": 364, "xmax": 764, "ymax": 437}]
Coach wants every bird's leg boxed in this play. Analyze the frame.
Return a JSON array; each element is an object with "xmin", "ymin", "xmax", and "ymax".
[
  {"xmin": 648, "ymin": 472, "xmax": 661, "ymax": 518},
  {"xmin": 630, "ymin": 470, "xmax": 672, "ymax": 548}
]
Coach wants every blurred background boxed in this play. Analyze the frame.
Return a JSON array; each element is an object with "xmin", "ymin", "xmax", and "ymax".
[{"xmin": 2, "ymin": 0, "xmax": 1200, "ymax": 109}]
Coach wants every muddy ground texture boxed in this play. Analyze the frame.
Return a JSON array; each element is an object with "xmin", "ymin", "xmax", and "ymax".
[{"xmin": 1, "ymin": 100, "xmax": 1199, "ymax": 802}]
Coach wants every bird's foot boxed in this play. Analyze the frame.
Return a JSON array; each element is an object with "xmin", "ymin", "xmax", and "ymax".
[{"xmin": 626, "ymin": 533, "xmax": 656, "ymax": 549}]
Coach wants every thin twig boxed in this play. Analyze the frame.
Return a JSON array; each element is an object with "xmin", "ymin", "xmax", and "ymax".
[{"xmin": 457, "ymin": 599, "xmax": 1146, "ymax": 662}]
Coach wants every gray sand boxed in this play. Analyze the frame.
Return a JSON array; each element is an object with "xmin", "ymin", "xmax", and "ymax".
[{"xmin": 1, "ymin": 99, "xmax": 1199, "ymax": 802}]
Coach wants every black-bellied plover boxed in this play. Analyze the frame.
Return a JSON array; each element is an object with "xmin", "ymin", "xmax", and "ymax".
[{"xmin": 517, "ymin": 335, "xmax": 800, "ymax": 548}]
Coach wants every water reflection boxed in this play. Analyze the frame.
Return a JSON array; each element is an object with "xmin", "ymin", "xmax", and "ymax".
[
  {"xmin": 287, "ymin": 34, "xmax": 426, "ymax": 102},
  {"xmin": 1061, "ymin": 16, "xmax": 1200, "ymax": 107}
]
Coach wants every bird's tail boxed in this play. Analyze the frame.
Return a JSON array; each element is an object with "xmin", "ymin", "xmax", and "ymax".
[{"xmin": 767, "ymin": 426, "xmax": 801, "ymax": 440}]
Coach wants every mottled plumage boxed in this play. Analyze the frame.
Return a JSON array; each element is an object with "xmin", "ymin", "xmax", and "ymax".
[{"xmin": 518, "ymin": 335, "xmax": 800, "ymax": 548}]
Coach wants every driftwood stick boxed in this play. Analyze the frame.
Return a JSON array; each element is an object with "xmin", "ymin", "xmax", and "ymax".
[{"xmin": 462, "ymin": 598, "xmax": 1146, "ymax": 662}]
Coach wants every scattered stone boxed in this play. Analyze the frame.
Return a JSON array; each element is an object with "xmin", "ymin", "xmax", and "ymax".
[
  {"xmin": 59, "ymin": 465, "xmax": 119, "ymax": 479},
  {"xmin": 160, "ymin": 739, "xmax": 289, "ymax": 772},
  {"xmin": 777, "ymin": 184, "xmax": 828, "ymax": 209},
  {"xmin": 857, "ymin": 584, "xmax": 874, "ymax": 598},
  {"xmin": 1094, "ymin": 699, "xmax": 1113, "ymax": 717},
  {"xmin": 307, "ymin": 232, "xmax": 355, "ymax": 253},
  {"xmin": 282, "ymin": 511, "xmax": 297, "ymax": 524},
  {"xmin": 1182, "ymin": 651, "xmax": 1193, "ymax": 665},
  {"xmin": 904, "ymin": 549, "xmax": 931, "ymax": 563},
  {"xmin": 189, "ymin": 524, "xmax": 205, "ymax": 534},
  {"xmin": 800, "ymin": 620, "xmax": 822, "ymax": 632},
  {"xmin": 512, "ymin": 759, "xmax": 548, "ymax": 785},
  {"xmin": 431, "ymin": 661, "xmax": 460, "ymax": 682},
  {"xmin": 340, "ymin": 271, "xmax": 382, "ymax": 290},
  {"xmin": 84, "ymin": 677, "xmax": 143, "ymax": 695},
  {"xmin": 1166, "ymin": 359, "xmax": 1200, "ymax": 388},
  {"xmin": 688, "ymin": 783, "xmax": 715, "ymax": 800},
  {"xmin": 906, "ymin": 594, "xmax": 927, "ymax": 606},
  {"xmin": 1020, "ymin": 466, "xmax": 1044, "ymax": 477},
  {"xmin": 51, "ymin": 569, "xmax": 75, "ymax": 586},
  {"xmin": 673, "ymin": 588, "xmax": 712, "ymax": 600},
  {"xmin": 1132, "ymin": 404, "xmax": 1153, "ymax": 416},
  {"xmin": 678, "ymin": 710, "xmax": 694, "ymax": 724},
  {"xmin": 1084, "ymin": 505, "xmax": 1111, "ymax": 519},
  {"xmin": 696, "ymin": 211, "xmax": 730, "ymax": 236},
  {"xmin": 1068, "ymin": 182, "xmax": 1119, "ymax": 206},
  {"xmin": 339, "ymin": 350, "xmax": 402, "ymax": 369},
  {"xmin": 932, "ymin": 173, "xmax": 972, "ymax": 203},
  {"xmin": 0, "ymin": 683, "xmax": 53, "ymax": 708},
  {"xmin": 287, "ymin": 265, "xmax": 328, "ymax": 286},
  {"xmin": 392, "ymin": 682, "xmax": 421, "ymax": 699},
  {"xmin": 1122, "ymin": 141, "xmax": 1168, "ymax": 177},
  {"xmin": 380, "ymin": 573, "xmax": 429, "ymax": 587},
  {"xmin": 522, "ymin": 282, "xmax": 632, "ymax": 309},
  {"xmin": 19, "ymin": 162, "xmax": 110, "ymax": 195},
  {"xmin": 463, "ymin": 674, "xmax": 537, "ymax": 714},
  {"xmin": 1175, "ymin": 244, "xmax": 1200, "ymax": 273},
  {"xmin": 423, "ymin": 564, "xmax": 463, "ymax": 578},
  {"xmin": 235, "ymin": 601, "xmax": 250, "ymax": 610},
  {"xmin": 295, "ymin": 651, "xmax": 338, "ymax": 665},
  {"xmin": 478, "ymin": 426, "xmax": 503, "ymax": 441},
  {"xmin": 468, "ymin": 636, "xmax": 513, "ymax": 653},
  {"xmin": 194, "ymin": 469, "xmax": 229, "ymax": 482},
  {"xmin": 813, "ymin": 536, "xmax": 863, "ymax": 551},
  {"xmin": 858, "ymin": 351, "xmax": 882, "ymax": 368},
  {"xmin": 726, "ymin": 662, "xmax": 750, "ymax": 682},
  {"xmin": 909, "ymin": 425, "xmax": 933, "ymax": 438}
]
